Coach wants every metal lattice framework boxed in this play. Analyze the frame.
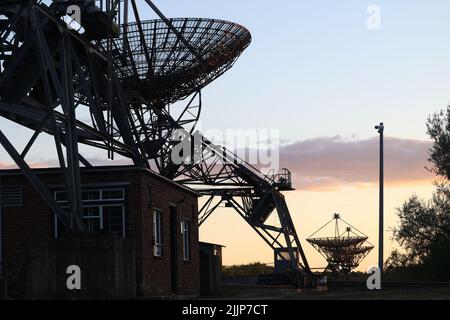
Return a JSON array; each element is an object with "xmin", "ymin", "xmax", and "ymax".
[
  {"xmin": 0, "ymin": 0, "xmax": 312, "ymax": 284},
  {"xmin": 106, "ymin": 18, "xmax": 251, "ymax": 105},
  {"xmin": 307, "ymin": 214, "xmax": 374, "ymax": 275}
]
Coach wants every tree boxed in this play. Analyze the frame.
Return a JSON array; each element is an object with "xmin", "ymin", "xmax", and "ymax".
[
  {"xmin": 386, "ymin": 181, "xmax": 450, "ymax": 276},
  {"xmin": 387, "ymin": 182, "xmax": 450, "ymax": 280},
  {"xmin": 394, "ymin": 183, "xmax": 450, "ymax": 260},
  {"xmin": 426, "ymin": 105, "xmax": 450, "ymax": 179},
  {"xmin": 222, "ymin": 262, "xmax": 274, "ymax": 277},
  {"xmin": 385, "ymin": 106, "xmax": 450, "ymax": 280}
]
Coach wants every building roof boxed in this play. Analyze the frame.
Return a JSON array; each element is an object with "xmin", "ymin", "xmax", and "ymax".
[
  {"xmin": 0, "ymin": 165, "xmax": 200, "ymax": 196},
  {"xmin": 199, "ymin": 241, "xmax": 226, "ymax": 248}
]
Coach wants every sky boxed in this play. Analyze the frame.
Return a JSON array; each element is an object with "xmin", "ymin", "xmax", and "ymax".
[
  {"xmin": 1, "ymin": 0, "xmax": 450, "ymax": 271},
  {"xmin": 151, "ymin": 0, "xmax": 446, "ymax": 270}
]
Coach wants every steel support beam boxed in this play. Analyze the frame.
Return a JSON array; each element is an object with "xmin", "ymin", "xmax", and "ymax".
[{"xmin": 0, "ymin": 130, "xmax": 77, "ymax": 230}]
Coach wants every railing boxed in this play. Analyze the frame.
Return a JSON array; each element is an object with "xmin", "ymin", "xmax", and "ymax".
[
  {"xmin": 264, "ymin": 168, "xmax": 292, "ymax": 190},
  {"xmin": 198, "ymin": 136, "xmax": 294, "ymax": 189}
]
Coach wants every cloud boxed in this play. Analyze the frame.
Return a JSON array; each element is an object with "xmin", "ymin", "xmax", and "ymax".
[
  {"xmin": 0, "ymin": 158, "xmax": 68, "ymax": 169},
  {"xmin": 0, "ymin": 157, "xmax": 132, "ymax": 170},
  {"xmin": 280, "ymin": 136, "xmax": 434, "ymax": 191},
  {"xmin": 0, "ymin": 136, "xmax": 434, "ymax": 191},
  {"xmin": 0, "ymin": 161, "xmax": 17, "ymax": 170}
]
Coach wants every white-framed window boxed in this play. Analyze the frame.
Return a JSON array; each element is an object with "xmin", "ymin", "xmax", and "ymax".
[
  {"xmin": 82, "ymin": 206, "xmax": 101, "ymax": 233},
  {"xmin": 53, "ymin": 188, "xmax": 125, "ymax": 238},
  {"xmin": 54, "ymin": 188, "xmax": 124, "ymax": 203},
  {"xmin": 181, "ymin": 219, "xmax": 191, "ymax": 261},
  {"xmin": 153, "ymin": 210, "xmax": 163, "ymax": 257},
  {"xmin": 54, "ymin": 204, "xmax": 125, "ymax": 238}
]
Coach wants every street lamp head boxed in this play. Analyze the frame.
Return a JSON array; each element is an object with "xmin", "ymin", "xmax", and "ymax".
[{"xmin": 375, "ymin": 122, "xmax": 384, "ymax": 133}]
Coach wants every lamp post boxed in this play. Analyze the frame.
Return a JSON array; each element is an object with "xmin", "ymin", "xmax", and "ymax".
[{"xmin": 375, "ymin": 122, "xmax": 384, "ymax": 278}]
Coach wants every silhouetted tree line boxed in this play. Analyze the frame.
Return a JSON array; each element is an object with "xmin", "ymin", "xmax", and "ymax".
[
  {"xmin": 222, "ymin": 262, "xmax": 274, "ymax": 277},
  {"xmin": 385, "ymin": 106, "xmax": 450, "ymax": 281}
]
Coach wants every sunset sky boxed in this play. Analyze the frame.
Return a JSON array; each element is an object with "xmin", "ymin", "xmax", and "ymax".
[
  {"xmin": 160, "ymin": 0, "xmax": 448, "ymax": 270},
  {"xmin": 1, "ymin": 0, "xmax": 449, "ymax": 271}
]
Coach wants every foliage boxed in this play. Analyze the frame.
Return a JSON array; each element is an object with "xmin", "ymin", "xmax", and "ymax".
[
  {"xmin": 426, "ymin": 105, "xmax": 450, "ymax": 179},
  {"xmin": 222, "ymin": 262, "xmax": 274, "ymax": 277},
  {"xmin": 385, "ymin": 106, "xmax": 450, "ymax": 280},
  {"xmin": 393, "ymin": 182, "xmax": 450, "ymax": 263},
  {"xmin": 385, "ymin": 179, "xmax": 450, "ymax": 280}
]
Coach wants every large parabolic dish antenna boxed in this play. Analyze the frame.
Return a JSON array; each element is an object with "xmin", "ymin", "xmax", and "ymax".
[
  {"xmin": 0, "ymin": 0, "xmax": 313, "ymax": 286},
  {"xmin": 104, "ymin": 18, "xmax": 252, "ymax": 105},
  {"xmin": 307, "ymin": 214, "xmax": 374, "ymax": 276}
]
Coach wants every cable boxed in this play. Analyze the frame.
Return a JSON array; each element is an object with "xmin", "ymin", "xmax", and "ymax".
[{"xmin": 307, "ymin": 216, "xmax": 335, "ymax": 238}]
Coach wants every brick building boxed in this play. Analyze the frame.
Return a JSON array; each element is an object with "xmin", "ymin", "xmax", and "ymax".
[{"xmin": 0, "ymin": 166, "xmax": 200, "ymax": 298}]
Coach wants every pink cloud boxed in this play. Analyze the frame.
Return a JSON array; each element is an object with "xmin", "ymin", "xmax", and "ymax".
[
  {"xmin": 0, "ymin": 158, "xmax": 130, "ymax": 170},
  {"xmin": 0, "ymin": 161, "xmax": 17, "ymax": 169},
  {"xmin": 0, "ymin": 136, "xmax": 434, "ymax": 191},
  {"xmin": 0, "ymin": 159, "xmax": 60, "ymax": 169},
  {"xmin": 280, "ymin": 136, "xmax": 434, "ymax": 191}
]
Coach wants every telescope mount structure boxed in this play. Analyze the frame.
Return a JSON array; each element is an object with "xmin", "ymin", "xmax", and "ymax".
[{"xmin": 0, "ymin": 0, "xmax": 312, "ymax": 285}]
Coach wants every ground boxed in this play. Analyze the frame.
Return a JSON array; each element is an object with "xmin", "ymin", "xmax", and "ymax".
[{"xmin": 204, "ymin": 284, "xmax": 450, "ymax": 300}]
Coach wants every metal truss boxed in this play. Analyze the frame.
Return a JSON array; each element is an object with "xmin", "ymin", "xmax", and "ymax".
[
  {"xmin": 0, "ymin": 0, "xmax": 312, "ymax": 282},
  {"xmin": 163, "ymin": 131, "xmax": 312, "ymax": 277},
  {"xmin": 0, "ymin": 0, "xmax": 143, "ymax": 231}
]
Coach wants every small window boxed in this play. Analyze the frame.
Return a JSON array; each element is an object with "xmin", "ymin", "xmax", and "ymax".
[
  {"xmin": 153, "ymin": 210, "xmax": 163, "ymax": 257},
  {"xmin": 54, "ymin": 205, "xmax": 125, "ymax": 238},
  {"xmin": 55, "ymin": 191, "xmax": 68, "ymax": 203},
  {"xmin": 53, "ymin": 188, "xmax": 126, "ymax": 238},
  {"xmin": 82, "ymin": 190, "xmax": 100, "ymax": 201},
  {"xmin": 1, "ymin": 185, "xmax": 23, "ymax": 207},
  {"xmin": 181, "ymin": 219, "xmax": 191, "ymax": 261},
  {"xmin": 55, "ymin": 189, "xmax": 124, "ymax": 201},
  {"xmin": 102, "ymin": 189, "xmax": 124, "ymax": 200},
  {"xmin": 83, "ymin": 206, "xmax": 101, "ymax": 233}
]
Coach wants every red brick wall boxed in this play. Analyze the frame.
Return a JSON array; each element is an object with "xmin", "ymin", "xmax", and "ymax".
[
  {"xmin": 0, "ymin": 167, "xmax": 199, "ymax": 298},
  {"xmin": 0, "ymin": 174, "xmax": 54, "ymax": 297},
  {"xmin": 139, "ymin": 172, "xmax": 199, "ymax": 296}
]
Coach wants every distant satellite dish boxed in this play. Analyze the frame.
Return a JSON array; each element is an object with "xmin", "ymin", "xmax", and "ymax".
[{"xmin": 307, "ymin": 214, "xmax": 374, "ymax": 276}]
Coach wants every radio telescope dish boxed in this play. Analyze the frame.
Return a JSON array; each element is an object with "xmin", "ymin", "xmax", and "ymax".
[
  {"xmin": 0, "ymin": 0, "xmax": 312, "ymax": 286},
  {"xmin": 104, "ymin": 18, "xmax": 251, "ymax": 105},
  {"xmin": 307, "ymin": 214, "xmax": 374, "ymax": 276}
]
